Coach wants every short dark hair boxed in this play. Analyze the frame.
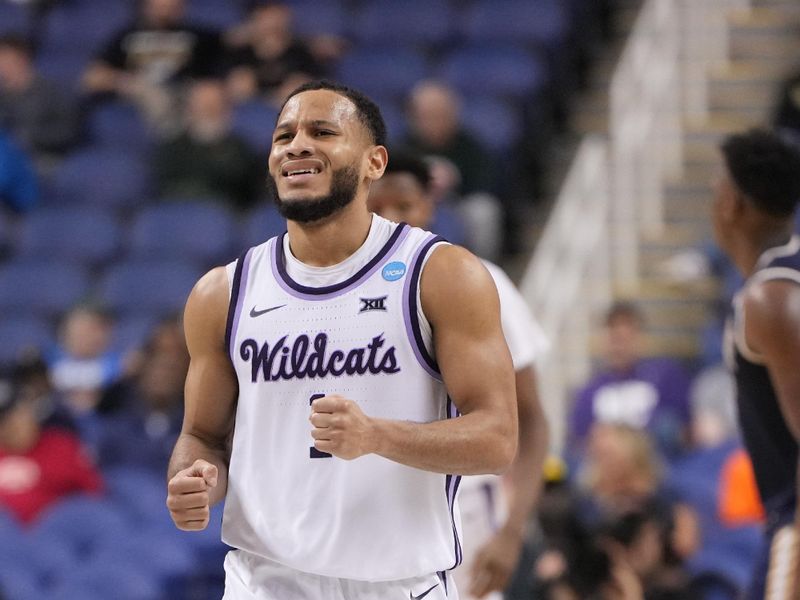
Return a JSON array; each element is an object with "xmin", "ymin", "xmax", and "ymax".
[
  {"xmin": 605, "ymin": 301, "xmax": 644, "ymax": 328},
  {"xmin": 384, "ymin": 150, "xmax": 432, "ymax": 190},
  {"xmin": 721, "ymin": 128, "xmax": 800, "ymax": 218},
  {"xmin": 280, "ymin": 80, "xmax": 387, "ymax": 147},
  {"xmin": 0, "ymin": 34, "xmax": 33, "ymax": 57}
]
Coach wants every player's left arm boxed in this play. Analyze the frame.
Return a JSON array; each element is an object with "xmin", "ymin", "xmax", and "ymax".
[
  {"xmin": 310, "ymin": 245, "xmax": 518, "ymax": 475},
  {"xmin": 470, "ymin": 363, "xmax": 549, "ymax": 597},
  {"xmin": 744, "ymin": 278, "xmax": 800, "ymax": 596}
]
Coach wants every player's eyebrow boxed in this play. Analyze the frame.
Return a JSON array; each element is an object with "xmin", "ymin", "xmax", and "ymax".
[{"xmin": 274, "ymin": 119, "xmax": 340, "ymax": 131}]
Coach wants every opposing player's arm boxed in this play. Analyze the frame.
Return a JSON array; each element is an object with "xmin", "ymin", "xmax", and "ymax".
[
  {"xmin": 744, "ymin": 279, "xmax": 800, "ymax": 597},
  {"xmin": 745, "ymin": 280, "xmax": 800, "ymax": 439},
  {"xmin": 312, "ymin": 246, "xmax": 517, "ymax": 474},
  {"xmin": 167, "ymin": 267, "xmax": 238, "ymax": 528}
]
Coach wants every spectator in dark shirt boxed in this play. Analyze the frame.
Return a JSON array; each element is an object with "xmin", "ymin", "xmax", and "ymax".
[
  {"xmin": 773, "ymin": 70, "xmax": 800, "ymax": 137},
  {"xmin": 97, "ymin": 319, "xmax": 187, "ymax": 474},
  {"xmin": 82, "ymin": 0, "xmax": 224, "ymax": 130},
  {"xmin": 226, "ymin": 3, "xmax": 323, "ymax": 105},
  {"xmin": 154, "ymin": 78, "xmax": 263, "ymax": 209},
  {"xmin": 0, "ymin": 34, "xmax": 80, "ymax": 166}
]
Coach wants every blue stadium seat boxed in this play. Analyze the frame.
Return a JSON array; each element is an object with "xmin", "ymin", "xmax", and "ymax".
[
  {"xmin": 31, "ymin": 496, "xmax": 129, "ymax": 559},
  {"xmin": 461, "ymin": 96, "xmax": 523, "ymax": 153},
  {"xmin": 17, "ymin": 207, "xmax": 121, "ymax": 266},
  {"xmin": 40, "ymin": 1, "xmax": 132, "ymax": 56},
  {"xmin": 35, "ymin": 48, "xmax": 92, "ymax": 90},
  {"xmin": 0, "ymin": 565, "xmax": 41, "ymax": 600},
  {"xmin": 129, "ymin": 201, "xmax": 237, "ymax": 264},
  {"xmin": 185, "ymin": 0, "xmax": 245, "ymax": 29},
  {"xmin": 284, "ymin": 0, "xmax": 348, "ymax": 37},
  {"xmin": 111, "ymin": 314, "xmax": 157, "ymax": 353},
  {"xmin": 335, "ymin": 46, "xmax": 428, "ymax": 101},
  {"xmin": 0, "ymin": 2, "xmax": 31, "ymax": 36},
  {"xmin": 375, "ymin": 97, "xmax": 407, "ymax": 144},
  {"xmin": 429, "ymin": 204, "xmax": 467, "ymax": 247},
  {"xmin": 50, "ymin": 148, "xmax": 152, "ymax": 209},
  {"xmin": 232, "ymin": 101, "xmax": 279, "ymax": 156},
  {"xmin": 87, "ymin": 101, "xmax": 152, "ymax": 152},
  {"xmin": 97, "ymin": 528, "xmax": 196, "ymax": 584},
  {"xmin": 353, "ymin": 0, "xmax": 454, "ymax": 46},
  {"xmin": 439, "ymin": 44, "xmax": 549, "ymax": 99},
  {"xmin": 103, "ymin": 466, "xmax": 168, "ymax": 524},
  {"xmin": 0, "ymin": 259, "xmax": 89, "ymax": 318},
  {"xmin": 462, "ymin": 0, "xmax": 571, "ymax": 49},
  {"xmin": 50, "ymin": 562, "xmax": 160, "ymax": 600},
  {"xmin": 0, "ymin": 317, "xmax": 52, "ymax": 366},
  {"xmin": 243, "ymin": 204, "xmax": 286, "ymax": 248},
  {"xmin": 98, "ymin": 260, "xmax": 202, "ymax": 316}
]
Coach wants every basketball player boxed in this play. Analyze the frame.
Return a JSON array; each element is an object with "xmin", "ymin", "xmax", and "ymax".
[
  {"xmin": 367, "ymin": 152, "xmax": 550, "ymax": 600},
  {"xmin": 713, "ymin": 129, "xmax": 800, "ymax": 599},
  {"xmin": 166, "ymin": 80, "xmax": 518, "ymax": 600}
]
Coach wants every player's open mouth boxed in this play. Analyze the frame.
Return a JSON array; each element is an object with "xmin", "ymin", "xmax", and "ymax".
[
  {"xmin": 285, "ymin": 168, "xmax": 320, "ymax": 177},
  {"xmin": 281, "ymin": 159, "xmax": 325, "ymax": 178}
]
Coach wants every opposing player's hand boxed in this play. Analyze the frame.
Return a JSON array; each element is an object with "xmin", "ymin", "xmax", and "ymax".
[
  {"xmin": 310, "ymin": 395, "xmax": 376, "ymax": 460},
  {"xmin": 166, "ymin": 459, "xmax": 218, "ymax": 531},
  {"xmin": 469, "ymin": 528, "xmax": 524, "ymax": 598}
]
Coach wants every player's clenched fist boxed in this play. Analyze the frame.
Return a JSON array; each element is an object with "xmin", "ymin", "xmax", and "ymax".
[
  {"xmin": 167, "ymin": 459, "xmax": 218, "ymax": 531},
  {"xmin": 310, "ymin": 395, "xmax": 377, "ymax": 460}
]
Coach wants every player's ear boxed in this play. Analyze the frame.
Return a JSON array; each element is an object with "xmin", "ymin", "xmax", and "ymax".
[{"xmin": 366, "ymin": 145, "xmax": 388, "ymax": 182}]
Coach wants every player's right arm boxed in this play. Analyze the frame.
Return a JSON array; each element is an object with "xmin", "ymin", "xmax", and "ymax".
[{"xmin": 167, "ymin": 267, "xmax": 238, "ymax": 531}]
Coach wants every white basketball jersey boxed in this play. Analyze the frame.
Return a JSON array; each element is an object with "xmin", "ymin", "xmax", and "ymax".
[{"xmin": 221, "ymin": 215, "xmax": 462, "ymax": 582}]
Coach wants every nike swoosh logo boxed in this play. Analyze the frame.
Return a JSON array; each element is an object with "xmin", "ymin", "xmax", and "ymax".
[
  {"xmin": 410, "ymin": 583, "xmax": 438, "ymax": 599},
  {"xmin": 249, "ymin": 304, "xmax": 286, "ymax": 318}
]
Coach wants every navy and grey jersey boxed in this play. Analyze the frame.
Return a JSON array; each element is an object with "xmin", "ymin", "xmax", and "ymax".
[
  {"xmin": 725, "ymin": 235, "xmax": 800, "ymax": 513},
  {"xmin": 220, "ymin": 215, "xmax": 462, "ymax": 582}
]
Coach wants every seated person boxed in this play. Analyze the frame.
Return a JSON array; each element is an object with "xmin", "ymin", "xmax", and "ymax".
[
  {"xmin": 0, "ymin": 375, "xmax": 103, "ymax": 524},
  {"xmin": 569, "ymin": 302, "xmax": 692, "ymax": 457}
]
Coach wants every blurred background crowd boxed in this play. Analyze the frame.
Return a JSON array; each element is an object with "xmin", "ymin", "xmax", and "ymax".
[{"xmin": 0, "ymin": 0, "xmax": 799, "ymax": 599}]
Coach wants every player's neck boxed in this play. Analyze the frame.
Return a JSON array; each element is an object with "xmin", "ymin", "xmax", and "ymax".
[
  {"xmin": 739, "ymin": 225, "xmax": 794, "ymax": 276},
  {"xmin": 286, "ymin": 203, "xmax": 373, "ymax": 267}
]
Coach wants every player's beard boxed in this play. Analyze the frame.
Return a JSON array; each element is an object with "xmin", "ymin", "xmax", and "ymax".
[{"xmin": 268, "ymin": 166, "xmax": 359, "ymax": 224}]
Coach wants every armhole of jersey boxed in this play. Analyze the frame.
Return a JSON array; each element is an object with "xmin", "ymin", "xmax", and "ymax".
[
  {"xmin": 404, "ymin": 236, "xmax": 448, "ymax": 380},
  {"xmin": 225, "ymin": 248, "xmax": 252, "ymax": 362},
  {"xmin": 735, "ymin": 268, "xmax": 800, "ymax": 366}
]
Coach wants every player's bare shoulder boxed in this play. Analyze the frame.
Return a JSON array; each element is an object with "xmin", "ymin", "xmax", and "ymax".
[
  {"xmin": 420, "ymin": 244, "xmax": 499, "ymax": 320},
  {"xmin": 184, "ymin": 266, "xmax": 231, "ymax": 350}
]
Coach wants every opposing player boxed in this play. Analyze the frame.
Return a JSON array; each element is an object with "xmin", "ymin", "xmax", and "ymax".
[
  {"xmin": 166, "ymin": 80, "xmax": 518, "ymax": 600},
  {"xmin": 368, "ymin": 152, "xmax": 550, "ymax": 600},
  {"xmin": 713, "ymin": 129, "xmax": 800, "ymax": 599}
]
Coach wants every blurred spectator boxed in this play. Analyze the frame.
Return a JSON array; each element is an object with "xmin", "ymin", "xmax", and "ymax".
[
  {"xmin": 96, "ymin": 318, "xmax": 187, "ymax": 474},
  {"xmin": 577, "ymin": 424, "xmax": 699, "ymax": 597},
  {"xmin": 82, "ymin": 0, "xmax": 225, "ymax": 130},
  {"xmin": 46, "ymin": 304, "xmax": 127, "ymax": 419},
  {"xmin": 772, "ymin": 69, "xmax": 800, "ymax": 135},
  {"xmin": 0, "ymin": 128, "xmax": 37, "ymax": 213},
  {"xmin": 226, "ymin": 3, "xmax": 323, "ymax": 105},
  {"xmin": 0, "ymin": 375, "xmax": 103, "ymax": 525},
  {"xmin": 153, "ymin": 78, "xmax": 263, "ymax": 209},
  {"xmin": 403, "ymin": 81, "xmax": 493, "ymax": 195},
  {"xmin": 569, "ymin": 302, "xmax": 692, "ymax": 457},
  {"xmin": 401, "ymin": 81, "xmax": 503, "ymax": 260},
  {"xmin": 0, "ymin": 34, "xmax": 80, "ymax": 165}
]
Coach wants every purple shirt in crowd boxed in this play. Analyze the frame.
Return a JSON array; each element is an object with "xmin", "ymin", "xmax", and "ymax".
[{"xmin": 570, "ymin": 358, "xmax": 692, "ymax": 455}]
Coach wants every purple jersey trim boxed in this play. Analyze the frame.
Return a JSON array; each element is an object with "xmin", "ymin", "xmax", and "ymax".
[
  {"xmin": 226, "ymin": 248, "xmax": 253, "ymax": 361},
  {"xmin": 271, "ymin": 223, "xmax": 410, "ymax": 300},
  {"xmin": 445, "ymin": 396, "xmax": 463, "ymax": 569},
  {"xmin": 403, "ymin": 234, "xmax": 446, "ymax": 380}
]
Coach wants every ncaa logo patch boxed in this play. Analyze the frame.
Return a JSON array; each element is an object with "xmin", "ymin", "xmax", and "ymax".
[{"xmin": 382, "ymin": 261, "xmax": 406, "ymax": 281}]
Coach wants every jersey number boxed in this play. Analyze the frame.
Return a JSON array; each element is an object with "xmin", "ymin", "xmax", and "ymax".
[{"xmin": 309, "ymin": 394, "xmax": 331, "ymax": 459}]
